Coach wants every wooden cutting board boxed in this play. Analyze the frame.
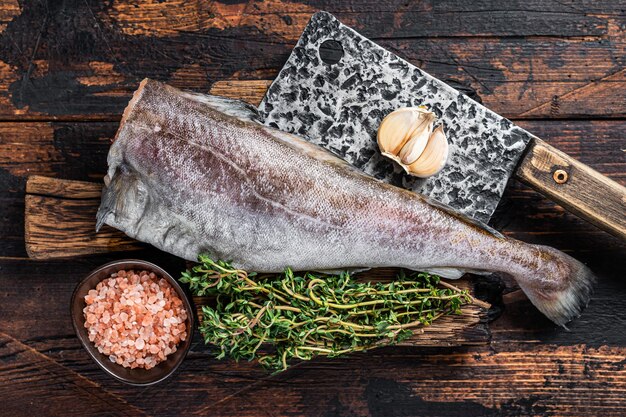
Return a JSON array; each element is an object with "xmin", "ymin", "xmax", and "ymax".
[{"xmin": 23, "ymin": 81, "xmax": 491, "ymax": 347}]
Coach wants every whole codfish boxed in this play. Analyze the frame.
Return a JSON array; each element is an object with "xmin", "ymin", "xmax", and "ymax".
[{"xmin": 97, "ymin": 79, "xmax": 594, "ymax": 325}]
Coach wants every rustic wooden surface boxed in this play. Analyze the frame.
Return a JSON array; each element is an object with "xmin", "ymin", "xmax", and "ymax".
[
  {"xmin": 24, "ymin": 176, "xmax": 143, "ymax": 259},
  {"xmin": 1, "ymin": 1, "xmax": 626, "ymax": 416}
]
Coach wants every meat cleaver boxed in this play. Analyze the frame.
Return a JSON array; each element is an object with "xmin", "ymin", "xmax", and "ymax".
[{"xmin": 259, "ymin": 12, "xmax": 625, "ymax": 239}]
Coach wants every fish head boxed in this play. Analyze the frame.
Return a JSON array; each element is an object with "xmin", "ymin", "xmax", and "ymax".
[{"xmin": 96, "ymin": 163, "xmax": 150, "ymax": 234}]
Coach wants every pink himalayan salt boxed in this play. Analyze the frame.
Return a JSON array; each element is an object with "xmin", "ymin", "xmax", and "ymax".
[{"xmin": 83, "ymin": 269, "xmax": 188, "ymax": 370}]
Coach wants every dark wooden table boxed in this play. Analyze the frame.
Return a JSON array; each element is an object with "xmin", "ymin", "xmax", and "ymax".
[{"xmin": 1, "ymin": 1, "xmax": 625, "ymax": 416}]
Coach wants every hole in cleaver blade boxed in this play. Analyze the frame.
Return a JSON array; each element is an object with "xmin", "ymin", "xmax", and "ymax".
[{"xmin": 319, "ymin": 40, "xmax": 344, "ymax": 65}]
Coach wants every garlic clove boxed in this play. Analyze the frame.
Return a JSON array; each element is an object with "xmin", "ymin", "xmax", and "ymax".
[
  {"xmin": 377, "ymin": 107, "xmax": 448, "ymax": 178},
  {"xmin": 398, "ymin": 113, "xmax": 435, "ymax": 165},
  {"xmin": 407, "ymin": 125, "xmax": 449, "ymax": 178},
  {"xmin": 377, "ymin": 108, "xmax": 423, "ymax": 156}
]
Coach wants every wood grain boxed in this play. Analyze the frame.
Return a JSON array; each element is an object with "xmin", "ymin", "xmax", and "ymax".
[
  {"xmin": 0, "ymin": 331, "xmax": 150, "ymax": 417},
  {"xmin": 25, "ymin": 176, "xmax": 142, "ymax": 259},
  {"xmin": 4, "ymin": 328, "xmax": 626, "ymax": 416},
  {"xmin": 25, "ymin": 194, "xmax": 143, "ymax": 260},
  {"xmin": 103, "ymin": 0, "xmax": 614, "ymax": 41},
  {"xmin": 26, "ymin": 175, "xmax": 102, "ymax": 199},
  {"xmin": 14, "ymin": 174, "xmax": 626, "ymax": 348},
  {"xmin": 516, "ymin": 138, "xmax": 626, "ymax": 240},
  {"xmin": 0, "ymin": 1, "xmax": 624, "ymax": 120},
  {"xmin": 0, "ymin": 253, "xmax": 623, "ymax": 414},
  {"xmin": 209, "ymin": 80, "xmax": 272, "ymax": 106},
  {"xmin": 183, "ymin": 344, "xmax": 626, "ymax": 417}
]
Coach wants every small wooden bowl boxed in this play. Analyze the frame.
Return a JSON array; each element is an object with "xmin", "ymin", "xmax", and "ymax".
[{"xmin": 71, "ymin": 259, "xmax": 194, "ymax": 386}]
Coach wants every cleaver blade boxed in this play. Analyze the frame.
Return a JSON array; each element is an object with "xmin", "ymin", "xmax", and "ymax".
[
  {"xmin": 259, "ymin": 11, "xmax": 528, "ymax": 224},
  {"xmin": 259, "ymin": 12, "xmax": 626, "ymax": 239}
]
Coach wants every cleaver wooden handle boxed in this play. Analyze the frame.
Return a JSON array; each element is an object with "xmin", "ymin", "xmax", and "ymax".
[{"xmin": 516, "ymin": 137, "xmax": 626, "ymax": 240}]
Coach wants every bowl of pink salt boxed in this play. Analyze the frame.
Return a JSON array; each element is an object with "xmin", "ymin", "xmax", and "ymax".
[{"xmin": 71, "ymin": 259, "xmax": 194, "ymax": 385}]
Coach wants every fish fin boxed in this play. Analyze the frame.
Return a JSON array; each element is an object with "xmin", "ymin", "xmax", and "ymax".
[
  {"xmin": 96, "ymin": 184, "xmax": 114, "ymax": 232},
  {"xmin": 160, "ymin": 80, "xmax": 354, "ymax": 169},
  {"xmin": 96, "ymin": 170, "xmax": 126, "ymax": 232},
  {"xmin": 420, "ymin": 267, "xmax": 466, "ymax": 279},
  {"xmin": 465, "ymin": 270, "xmax": 494, "ymax": 276},
  {"xmin": 95, "ymin": 208, "xmax": 109, "ymax": 232},
  {"xmin": 313, "ymin": 267, "xmax": 372, "ymax": 275},
  {"xmin": 515, "ymin": 246, "xmax": 596, "ymax": 327},
  {"xmin": 179, "ymin": 90, "xmax": 262, "ymax": 123},
  {"xmin": 96, "ymin": 165, "xmax": 147, "ymax": 232}
]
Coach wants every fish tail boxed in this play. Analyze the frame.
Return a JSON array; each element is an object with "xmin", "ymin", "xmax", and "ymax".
[{"xmin": 515, "ymin": 245, "xmax": 596, "ymax": 327}]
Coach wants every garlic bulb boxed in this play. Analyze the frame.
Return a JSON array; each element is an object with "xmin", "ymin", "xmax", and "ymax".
[{"xmin": 377, "ymin": 107, "xmax": 449, "ymax": 178}]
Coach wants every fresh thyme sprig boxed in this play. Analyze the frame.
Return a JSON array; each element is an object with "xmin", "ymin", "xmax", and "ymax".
[{"xmin": 180, "ymin": 255, "xmax": 481, "ymax": 372}]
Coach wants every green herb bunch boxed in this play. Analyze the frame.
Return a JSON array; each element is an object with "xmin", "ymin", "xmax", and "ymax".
[{"xmin": 180, "ymin": 255, "xmax": 479, "ymax": 372}]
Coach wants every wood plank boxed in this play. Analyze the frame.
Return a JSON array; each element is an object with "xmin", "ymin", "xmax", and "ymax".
[
  {"xmin": 19, "ymin": 330, "xmax": 626, "ymax": 417},
  {"xmin": 102, "ymin": 0, "xmax": 612, "ymax": 42},
  {"xmin": 2, "ymin": 2, "xmax": 626, "ymax": 415},
  {"xmin": 0, "ymin": 0, "xmax": 20, "ymax": 33},
  {"xmin": 12, "ymin": 333, "xmax": 626, "ymax": 416},
  {"xmin": 0, "ymin": 168, "xmax": 27, "ymax": 258},
  {"xmin": 24, "ymin": 175, "xmax": 137, "ymax": 261},
  {"xmin": 22, "ymin": 331, "xmax": 626, "ymax": 417},
  {"xmin": 209, "ymin": 80, "xmax": 273, "ymax": 106},
  {"xmin": 19, "ymin": 174, "xmax": 626, "ymax": 346},
  {"xmin": 189, "ymin": 345, "xmax": 626, "ymax": 417},
  {"xmin": 19, "ymin": 333, "xmax": 278, "ymax": 416},
  {"xmin": 2, "ymin": 230, "xmax": 625, "ymax": 413},
  {"xmin": 519, "ymin": 68, "xmax": 626, "ymax": 118},
  {"xmin": 380, "ymin": 37, "xmax": 626, "ymax": 119},
  {"xmin": 25, "ymin": 193, "xmax": 143, "ymax": 259},
  {"xmin": 0, "ymin": 254, "xmax": 622, "ymax": 414},
  {"xmin": 0, "ymin": 121, "xmax": 113, "ymax": 179},
  {"xmin": 214, "ymin": 52, "xmax": 626, "ymax": 121},
  {"xmin": 0, "ymin": 256, "xmax": 188, "ymax": 340},
  {"xmin": 26, "ymin": 174, "xmax": 102, "ymax": 198},
  {"xmin": 7, "ymin": 118, "xmax": 626, "ymax": 347},
  {"xmin": 3, "ymin": 250, "xmax": 624, "ymax": 359},
  {"xmin": 0, "ymin": 331, "xmax": 150, "ymax": 417},
  {"xmin": 0, "ymin": 2, "xmax": 624, "ymax": 120},
  {"xmin": 0, "ymin": 121, "xmax": 116, "ymax": 258}
]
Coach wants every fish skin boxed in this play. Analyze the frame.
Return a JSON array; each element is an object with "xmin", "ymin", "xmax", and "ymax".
[{"xmin": 97, "ymin": 79, "xmax": 595, "ymax": 326}]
